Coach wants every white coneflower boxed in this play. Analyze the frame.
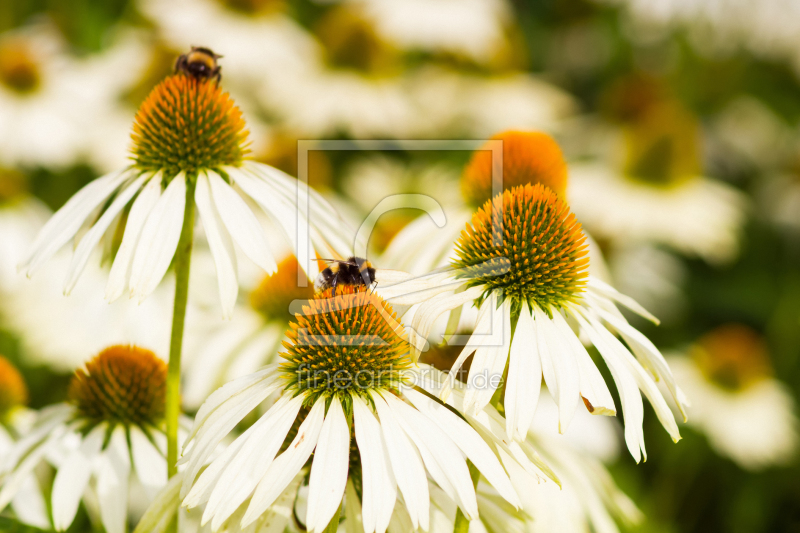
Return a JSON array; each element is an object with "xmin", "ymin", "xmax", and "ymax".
[
  {"xmin": 0, "ymin": 356, "xmax": 49, "ymax": 530},
  {"xmin": 569, "ymin": 96, "xmax": 746, "ymax": 265},
  {"xmin": 407, "ymin": 183, "xmax": 688, "ymax": 462},
  {"xmin": 18, "ymin": 69, "xmax": 351, "ymax": 316},
  {"xmin": 180, "ymin": 286, "xmax": 524, "ymax": 533},
  {"xmin": 0, "ymin": 346, "xmax": 182, "ymax": 533},
  {"xmin": 669, "ymin": 325, "xmax": 798, "ymax": 470}
]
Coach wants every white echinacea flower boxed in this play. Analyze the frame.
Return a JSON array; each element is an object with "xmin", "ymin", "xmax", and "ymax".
[
  {"xmin": 407, "ymin": 183, "xmax": 689, "ymax": 462},
  {"xmin": 180, "ymin": 285, "xmax": 526, "ymax": 533},
  {"xmin": 0, "ymin": 346, "xmax": 184, "ymax": 533},
  {"xmin": 18, "ymin": 70, "xmax": 352, "ymax": 317}
]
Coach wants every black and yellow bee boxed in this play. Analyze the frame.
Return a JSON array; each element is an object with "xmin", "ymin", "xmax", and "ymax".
[
  {"xmin": 314, "ymin": 257, "xmax": 376, "ymax": 295},
  {"xmin": 174, "ymin": 46, "xmax": 222, "ymax": 84}
]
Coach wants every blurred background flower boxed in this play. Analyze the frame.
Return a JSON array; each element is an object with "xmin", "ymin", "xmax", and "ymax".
[{"xmin": 0, "ymin": 0, "xmax": 799, "ymax": 532}]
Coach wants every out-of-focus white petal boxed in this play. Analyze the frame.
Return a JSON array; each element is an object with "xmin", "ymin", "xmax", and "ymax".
[
  {"xmin": 505, "ymin": 303, "xmax": 542, "ymax": 441},
  {"xmin": 52, "ymin": 424, "xmax": 105, "ymax": 530},
  {"xmin": 96, "ymin": 426, "xmax": 131, "ymax": 533}
]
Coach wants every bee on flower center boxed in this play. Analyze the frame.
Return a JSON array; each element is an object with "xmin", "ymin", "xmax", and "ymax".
[
  {"xmin": 174, "ymin": 46, "xmax": 222, "ymax": 84},
  {"xmin": 314, "ymin": 256, "xmax": 376, "ymax": 295}
]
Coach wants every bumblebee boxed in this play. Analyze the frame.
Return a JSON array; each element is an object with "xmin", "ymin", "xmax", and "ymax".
[
  {"xmin": 174, "ymin": 47, "xmax": 222, "ymax": 84},
  {"xmin": 315, "ymin": 257, "xmax": 376, "ymax": 295}
]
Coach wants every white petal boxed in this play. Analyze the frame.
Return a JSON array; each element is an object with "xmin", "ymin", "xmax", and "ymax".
[
  {"xmin": 52, "ymin": 424, "xmax": 105, "ymax": 530},
  {"xmin": 195, "ymin": 172, "xmax": 238, "ymax": 319},
  {"xmin": 587, "ymin": 277, "xmax": 659, "ymax": 324},
  {"xmin": 383, "ymin": 394, "xmax": 477, "ymax": 520},
  {"xmin": 352, "ymin": 395, "xmax": 397, "ymax": 533},
  {"xmin": 534, "ymin": 305, "xmax": 580, "ymax": 434},
  {"xmin": 464, "ymin": 299, "xmax": 511, "ymax": 415},
  {"xmin": 0, "ymin": 426, "xmax": 66, "ymax": 509},
  {"xmin": 21, "ymin": 169, "xmax": 131, "ymax": 275},
  {"xmin": 96, "ymin": 426, "xmax": 131, "ymax": 533},
  {"xmin": 370, "ymin": 391, "xmax": 429, "ymax": 531},
  {"xmin": 439, "ymin": 293, "xmax": 496, "ymax": 402},
  {"xmin": 551, "ymin": 310, "xmax": 616, "ymax": 416},
  {"xmin": 206, "ymin": 394, "xmax": 304, "ymax": 530},
  {"xmin": 131, "ymin": 427, "xmax": 167, "ymax": 500},
  {"xmin": 11, "ymin": 474, "xmax": 49, "ymax": 529},
  {"xmin": 106, "ymin": 175, "xmax": 162, "ymax": 301},
  {"xmin": 408, "ymin": 285, "xmax": 484, "ymax": 360},
  {"xmin": 505, "ymin": 303, "xmax": 542, "ymax": 441},
  {"xmin": 345, "ymin": 478, "xmax": 364, "ymax": 533},
  {"xmin": 63, "ymin": 175, "xmax": 147, "ymax": 294},
  {"xmin": 243, "ymin": 398, "xmax": 325, "ymax": 527},
  {"xmin": 209, "ymin": 171, "xmax": 277, "ymax": 274},
  {"xmin": 306, "ymin": 398, "xmax": 350, "ymax": 533},
  {"xmin": 402, "ymin": 388, "xmax": 520, "ymax": 509},
  {"xmin": 571, "ymin": 307, "xmax": 646, "ymax": 462},
  {"xmin": 129, "ymin": 174, "xmax": 186, "ymax": 301},
  {"xmin": 181, "ymin": 370, "xmax": 283, "ymax": 498},
  {"xmin": 132, "ymin": 474, "xmax": 181, "ymax": 533}
]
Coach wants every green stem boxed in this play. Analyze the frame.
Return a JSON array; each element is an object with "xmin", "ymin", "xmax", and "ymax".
[
  {"xmin": 322, "ymin": 503, "xmax": 342, "ymax": 533},
  {"xmin": 166, "ymin": 179, "xmax": 196, "ymax": 478},
  {"xmin": 453, "ymin": 461, "xmax": 480, "ymax": 533}
]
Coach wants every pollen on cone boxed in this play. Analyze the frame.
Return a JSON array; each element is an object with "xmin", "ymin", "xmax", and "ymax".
[
  {"xmin": 279, "ymin": 285, "xmax": 410, "ymax": 402},
  {"xmin": 68, "ymin": 345, "xmax": 167, "ymax": 427},
  {"xmin": 130, "ymin": 74, "xmax": 249, "ymax": 178},
  {"xmin": 461, "ymin": 131, "xmax": 568, "ymax": 208}
]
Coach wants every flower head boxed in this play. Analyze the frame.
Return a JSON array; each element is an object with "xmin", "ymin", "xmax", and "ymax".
[
  {"xmin": 68, "ymin": 345, "xmax": 166, "ymax": 428},
  {"xmin": 249, "ymin": 256, "xmax": 316, "ymax": 323},
  {"xmin": 691, "ymin": 324, "xmax": 772, "ymax": 391},
  {"xmin": 0, "ymin": 356, "xmax": 27, "ymax": 418},
  {"xmin": 181, "ymin": 289, "xmax": 525, "ymax": 533},
  {"xmin": 454, "ymin": 183, "xmax": 588, "ymax": 309},
  {"xmin": 461, "ymin": 131, "xmax": 568, "ymax": 208},
  {"xmin": 406, "ymin": 185, "xmax": 688, "ymax": 462},
  {"xmin": 280, "ymin": 285, "xmax": 410, "ymax": 405},
  {"xmin": 131, "ymin": 74, "xmax": 249, "ymax": 178},
  {"xmin": 0, "ymin": 38, "xmax": 40, "ymax": 95}
]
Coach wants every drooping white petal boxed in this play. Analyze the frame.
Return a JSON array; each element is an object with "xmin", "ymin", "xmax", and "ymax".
[
  {"xmin": 130, "ymin": 426, "xmax": 167, "ymax": 500},
  {"xmin": 571, "ymin": 307, "xmax": 646, "ymax": 462},
  {"xmin": 205, "ymin": 394, "xmax": 304, "ymax": 530},
  {"xmin": 21, "ymin": 168, "xmax": 132, "ymax": 276},
  {"xmin": 370, "ymin": 391, "xmax": 430, "ymax": 531},
  {"xmin": 534, "ymin": 305, "xmax": 581, "ymax": 434},
  {"xmin": 132, "ymin": 474, "xmax": 181, "ymax": 533},
  {"xmin": 64, "ymin": 174, "xmax": 148, "ymax": 294},
  {"xmin": 243, "ymin": 398, "xmax": 325, "ymax": 527},
  {"xmin": 195, "ymin": 172, "xmax": 239, "ymax": 319},
  {"xmin": 440, "ymin": 293, "xmax": 496, "ymax": 402},
  {"xmin": 52, "ymin": 424, "xmax": 105, "ymax": 530},
  {"xmin": 587, "ymin": 277, "xmax": 659, "ymax": 324},
  {"xmin": 106, "ymin": 175, "xmax": 162, "ymax": 301},
  {"xmin": 11, "ymin": 474, "xmax": 49, "ymax": 530},
  {"xmin": 402, "ymin": 388, "xmax": 520, "ymax": 509},
  {"xmin": 0, "ymin": 425, "xmax": 67, "ymax": 509},
  {"xmin": 504, "ymin": 303, "xmax": 542, "ymax": 441},
  {"xmin": 464, "ymin": 299, "xmax": 511, "ymax": 415},
  {"xmin": 352, "ymin": 395, "xmax": 397, "ymax": 533},
  {"xmin": 408, "ymin": 285, "xmax": 484, "ymax": 360},
  {"xmin": 345, "ymin": 478, "xmax": 364, "ymax": 533},
  {"xmin": 208, "ymin": 171, "xmax": 277, "ymax": 274},
  {"xmin": 384, "ymin": 394, "xmax": 477, "ymax": 519},
  {"xmin": 129, "ymin": 174, "xmax": 186, "ymax": 301},
  {"xmin": 306, "ymin": 398, "xmax": 350, "ymax": 533},
  {"xmin": 551, "ymin": 310, "xmax": 616, "ymax": 416},
  {"xmin": 96, "ymin": 426, "xmax": 131, "ymax": 533},
  {"xmin": 181, "ymin": 370, "xmax": 283, "ymax": 498}
]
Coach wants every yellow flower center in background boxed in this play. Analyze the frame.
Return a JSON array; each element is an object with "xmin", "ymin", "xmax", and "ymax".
[
  {"xmin": 68, "ymin": 345, "xmax": 167, "ymax": 427},
  {"xmin": 692, "ymin": 324, "xmax": 772, "ymax": 392},
  {"xmin": 250, "ymin": 256, "xmax": 317, "ymax": 323},
  {"xmin": 219, "ymin": 0, "xmax": 285, "ymax": 15},
  {"xmin": 0, "ymin": 168, "xmax": 27, "ymax": 204},
  {"xmin": 622, "ymin": 101, "xmax": 701, "ymax": 188},
  {"xmin": 454, "ymin": 183, "xmax": 589, "ymax": 309},
  {"xmin": 0, "ymin": 38, "xmax": 41, "ymax": 95},
  {"xmin": 131, "ymin": 74, "xmax": 249, "ymax": 178},
  {"xmin": 0, "ymin": 356, "xmax": 28, "ymax": 418},
  {"xmin": 280, "ymin": 285, "xmax": 410, "ymax": 404},
  {"xmin": 461, "ymin": 131, "xmax": 568, "ymax": 208},
  {"xmin": 315, "ymin": 5, "xmax": 400, "ymax": 75}
]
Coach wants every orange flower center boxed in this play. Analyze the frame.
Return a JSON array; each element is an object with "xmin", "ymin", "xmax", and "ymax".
[
  {"xmin": 250, "ymin": 256, "xmax": 316, "ymax": 322},
  {"xmin": 692, "ymin": 324, "xmax": 772, "ymax": 391},
  {"xmin": 0, "ymin": 356, "xmax": 28, "ymax": 417},
  {"xmin": 68, "ymin": 345, "xmax": 167, "ymax": 427},
  {"xmin": 461, "ymin": 131, "xmax": 568, "ymax": 208}
]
